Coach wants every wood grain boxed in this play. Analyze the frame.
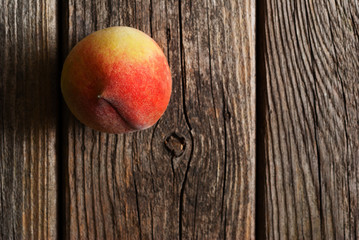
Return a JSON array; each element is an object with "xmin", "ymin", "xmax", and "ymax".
[
  {"xmin": 263, "ymin": 0, "xmax": 359, "ymax": 239},
  {"xmin": 0, "ymin": 0, "xmax": 58, "ymax": 239},
  {"xmin": 62, "ymin": 0, "xmax": 255, "ymax": 239}
]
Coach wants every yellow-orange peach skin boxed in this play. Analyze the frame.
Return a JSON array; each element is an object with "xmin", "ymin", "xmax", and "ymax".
[{"xmin": 61, "ymin": 26, "xmax": 172, "ymax": 133}]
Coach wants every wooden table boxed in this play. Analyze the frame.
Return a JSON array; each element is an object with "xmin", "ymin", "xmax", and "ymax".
[{"xmin": 1, "ymin": 0, "xmax": 358, "ymax": 239}]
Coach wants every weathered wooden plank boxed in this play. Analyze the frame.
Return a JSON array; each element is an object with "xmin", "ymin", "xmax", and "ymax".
[
  {"xmin": 179, "ymin": 0, "xmax": 255, "ymax": 238},
  {"xmin": 0, "ymin": 0, "xmax": 58, "ymax": 239},
  {"xmin": 263, "ymin": 0, "xmax": 359, "ymax": 239},
  {"xmin": 62, "ymin": 0, "xmax": 255, "ymax": 239}
]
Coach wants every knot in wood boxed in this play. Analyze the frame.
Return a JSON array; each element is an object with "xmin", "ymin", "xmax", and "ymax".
[{"xmin": 164, "ymin": 132, "xmax": 186, "ymax": 157}]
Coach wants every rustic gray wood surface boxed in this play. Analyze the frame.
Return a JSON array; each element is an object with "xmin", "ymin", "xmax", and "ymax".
[
  {"xmin": 263, "ymin": 0, "xmax": 359, "ymax": 239},
  {"xmin": 0, "ymin": 0, "xmax": 58, "ymax": 239},
  {"xmin": 62, "ymin": 0, "xmax": 255, "ymax": 239}
]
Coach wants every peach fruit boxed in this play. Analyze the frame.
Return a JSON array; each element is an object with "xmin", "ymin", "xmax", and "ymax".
[{"xmin": 61, "ymin": 26, "xmax": 172, "ymax": 133}]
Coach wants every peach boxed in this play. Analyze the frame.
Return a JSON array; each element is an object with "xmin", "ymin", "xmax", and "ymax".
[{"xmin": 61, "ymin": 26, "xmax": 172, "ymax": 133}]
